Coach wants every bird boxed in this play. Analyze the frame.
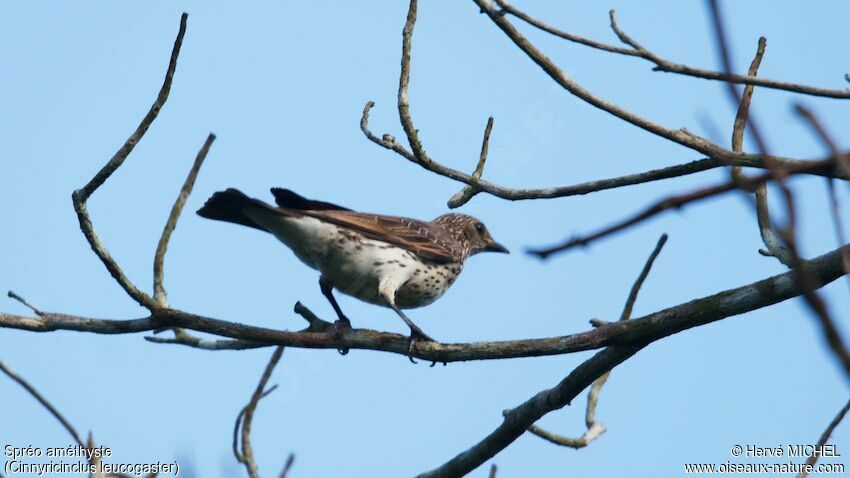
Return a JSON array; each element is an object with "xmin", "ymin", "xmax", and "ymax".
[{"xmin": 196, "ymin": 187, "xmax": 509, "ymax": 359}]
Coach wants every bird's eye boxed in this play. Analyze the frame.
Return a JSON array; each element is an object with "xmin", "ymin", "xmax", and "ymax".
[{"xmin": 475, "ymin": 223, "xmax": 485, "ymax": 234}]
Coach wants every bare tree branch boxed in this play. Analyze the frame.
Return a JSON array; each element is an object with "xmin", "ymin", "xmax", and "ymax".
[
  {"xmin": 153, "ymin": 133, "xmax": 216, "ymax": 306},
  {"xmin": 493, "ymin": 0, "xmax": 850, "ymax": 99},
  {"xmin": 528, "ymin": 234, "xmax": 667, "ymax": 449},
  {"xmin": 0, "ymin": 359, "xmax": 85, "ymax": 449},
  {"xmin": 234, "ymin": 346, "xmax": 285, "ymax": 478},
  {"xmin": 448, "ymin": 116, "xmax": 494, "ymax": 208},
  {"xmin": 419, "ymin": 344, "xmax": 643, "ymax": 477},
  {"xmin": 725, "ymin": 37, "xmax": 795, "ymax": 265},
  {"xmin": 618, "ymin": 234, "xmax": 668, "ymax": 321},
  {"xmin": 707, "ymin": 0, "xmax": 792, "ymax": 196},
  {"xmin": 7, "ymin": 290, "xmax": 46, "ymax": 316},
  {"xmin": 145, "ymin": 328, "xmax": 265, "ymax": 350},
  {"xmin": 233, "ymin": 386, "xmax": 279, "ymax": 466},
  {"xmin": 528, "ymin": 157, "xmax": 836, "ymax": 258},
  {"xmin": 798, "ymin": 399, "xmax": 850, "ymax": 478},
  {"xmin": 3, "ymin": 244, "xmax": 847, "ymax": 365},
  {"xmin": 71, "ymin": 13, "xmax": 188, "ymax": 310},
  {"xmin": 795, "ymin": 105, "xmax": 850, "ymax": 282},
  {"xmin": 361, "ymin": 0, "xmax": 848, "ymax": 212},
  {"xmin": 795, "ymin": 105, "xmax": 850, "ymax": 178},
  {"xmin": 362, "ymin": 100, "xmax": 844, "ymax": 207},
  {"xmin": 708, "ymin": 0, "xmax": 850, "ymax": 382},
  {"xmin": 279, "ymin": 453, "xmax": 295, "ymax": 478},
  {"xmin": 473, "ymin": 0, "xmax": 812, "ymax": 166}
]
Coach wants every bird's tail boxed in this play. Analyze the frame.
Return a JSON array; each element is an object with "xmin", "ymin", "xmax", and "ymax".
[{"xmin": 196, "ymin": 188, "xmax": 271, "ymax": 231}]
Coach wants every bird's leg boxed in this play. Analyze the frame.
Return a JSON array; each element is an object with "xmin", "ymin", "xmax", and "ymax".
[
  {"xmin": 387, "ymin": 302, "xmax": 435, "ymax": 364},
  {"xmin": 319, "ymin": 276, "xmax": 350, "ymax": 355},
  {"xmin": 389, "ymin": 304, "xmax": 433, "ymax": 341},
  {"xmin": 378, "ymin": 276, "xmax": 435, "ymax": 363},
  {"xmin": 319, "ymin": 276, "xmax": 351, "ymax": 327}
]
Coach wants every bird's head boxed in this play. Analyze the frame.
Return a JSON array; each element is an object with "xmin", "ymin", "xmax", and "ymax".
[{"xmin": 433, "ymin": 214, "xmax": 509, "ymax": 258}]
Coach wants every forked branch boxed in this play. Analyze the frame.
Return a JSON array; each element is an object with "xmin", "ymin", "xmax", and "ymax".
[{"xmin": 71, "ymin": 13, "xmax": 189, "ymax": 310}]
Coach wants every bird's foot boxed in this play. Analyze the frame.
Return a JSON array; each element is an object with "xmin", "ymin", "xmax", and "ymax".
[
  {"xmin": 406, "ymin": 327, "xmax": 435, "ymax": 364},
  {"xmin": 332, "ymin": 318, "xmax": 352, "ymax": 355}
]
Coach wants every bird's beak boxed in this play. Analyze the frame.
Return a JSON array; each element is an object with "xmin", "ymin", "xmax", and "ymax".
[{"xmin": 484, "ymin": 240, "xmax": 510, "ymax": 254}]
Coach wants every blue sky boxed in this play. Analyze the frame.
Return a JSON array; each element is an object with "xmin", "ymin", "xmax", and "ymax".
[{"xmin": 3, "ymin": 1, "xmax": 849, "ymax": 476}]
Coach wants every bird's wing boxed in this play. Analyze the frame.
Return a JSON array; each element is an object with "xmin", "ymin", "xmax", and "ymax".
[
  {"xmin": 300, "ymin": 209, "xmax": 460, "ymax": 263},
  {"xmin": 270, "ymin": 188, "xmax": 352, "ymax": 212}
]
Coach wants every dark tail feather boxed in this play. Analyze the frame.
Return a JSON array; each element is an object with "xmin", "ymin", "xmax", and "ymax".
[
  {"xmin": 270, "ymin": 187, "xmax": 351, "ymax": 211},
  {"xmin": 197, "ymin": 188, "xmax": 267, "ymax": 231}
]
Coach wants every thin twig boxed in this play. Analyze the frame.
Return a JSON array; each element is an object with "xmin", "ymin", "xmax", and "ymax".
[
  {"xmin": 798, "ymin": 399, "xmax": 850, "ymax": 478},
  {"xmin": 153, "ymin": 133, "xmax": 216, "ymax": 306},
  {"xmin": 0, "ymin": 359, "xmax": 85, "ymax": 449},
  {"xmin": 7, "ymin": 291, "xmax": 45, "ymax": 316},
  {"xmin": 528, "ymin": 158, "xmax": 835, "ymax": 258},
  {"xmin": 233, "ymin": 385, "xmax": 279, "ymax": 464},
  {"xmin": 145, "ymin": 327, "xmax": 266, "ymax": 350},
  {"xmin": 731, "ymin": 37, "xmax": 766, "ymax": 172},
  {"xmin": 795, "ymin": 105, "xmax": 850, "ymax": 283},
  {"xmin": 726, "ymin": 37, "xmax": 794, "ymax": 264},
  {"xmin": 279, "ymin": 453, "xmax": 295, "ymax": 478},
  {"xmin": 619, "ymin": 234, "xmax": 668, "ymax": 321},
  {"xmin": 449, "ymin": 116, "xmax": 495, "ymax": 207},
  {"xmin": 71, "ymin": 13, "xmax": 189, "ymax": 310},
  {"xmin": 235, "ymin": 346, "xmax": 285, "ymax": 478},
  {"xmin": 397, "ymin": 0, "xmax": 429, "ymax": 165},
  {"xmin": 494, "ymin": 0, "xmax": 850, "ymax": 99},
  {"xmin": 527, "ymin": 422, "xmax": 604, "ymax": 449},
  {"xmin": 794, "ymin": 106, "xmax": 850, "ymax": 178},
  {"xmin": 707, "ymin": 0, "xmax": 797, "ymax": 253}
]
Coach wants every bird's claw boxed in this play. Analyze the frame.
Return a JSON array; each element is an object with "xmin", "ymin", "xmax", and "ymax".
[
  {"xmin": 406, "ymin": 328, "xmax": 435, "ymax": 364},
  {"xmin": 332, "ymin": 319, "xmax": 352, "ymax": 355}
]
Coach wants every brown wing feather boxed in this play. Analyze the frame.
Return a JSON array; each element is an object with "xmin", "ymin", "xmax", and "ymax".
[{"xmin": 299, "ymin": 209, "xmax": 460, "ymax": 263}]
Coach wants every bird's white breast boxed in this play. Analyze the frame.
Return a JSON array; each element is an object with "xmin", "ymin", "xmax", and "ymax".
[{"xmin": 245, "ymin": 210, "xmax": 463, "ymax": 308}]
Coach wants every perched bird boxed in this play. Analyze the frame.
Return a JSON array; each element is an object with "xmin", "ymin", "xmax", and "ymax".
[{"xmin": 197, "ymin": 188, "xmax": 508, "ymax": 357}]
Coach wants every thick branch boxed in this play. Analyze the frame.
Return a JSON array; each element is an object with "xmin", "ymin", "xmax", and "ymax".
[
  {"xmin": 418, "ymin": 344, "xmax": 643, "ymax": 477},
  {"xmin": 3, "ymin": 244, "xmax": 847, "ymax": 363}
]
